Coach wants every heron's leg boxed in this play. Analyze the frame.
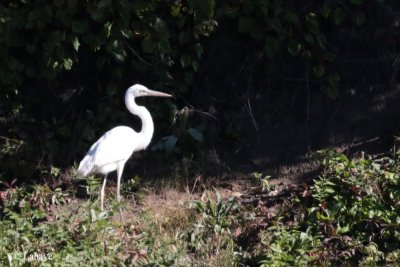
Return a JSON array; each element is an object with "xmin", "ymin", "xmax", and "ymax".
[
  {"xmin": 116, "ymin": 163, "xmax": 125, "ymax": 223},
  {"xmin": 116, "ymin": 165, "xmax": 124, "ymax": 203},
  {"xmin": 101, "ymin": 174, "xmax": 108, "ymax": 211}
]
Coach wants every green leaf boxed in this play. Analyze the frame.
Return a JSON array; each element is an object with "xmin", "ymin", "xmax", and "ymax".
[
  {"xmin": 194, "ymin": 43, "xmax": 203, "ymax": 58},
  {"xmin": 104, "ymin": 21, "xmax": 113, "ymax": 38},
  {"xmin": 285, "ymin": 11, "xmax": 300, "ymax": 28},
  {"xmin": 192, "ymin": 60, "xmax": 199, "ymax": 72},
  {"xmin": 188, "ymin": 128, "xmax": 204, "ymax": 142},
  {"xmin": 300, "ymin": 232, "xmax": 309, "ymax": 241},
  {"xmin": 325, "ymin": 181, "xmax": 337, "ymax": 186},
  {"xmin": 71, "ymin": 20, "xmax": 89, "ymax": 34},
  {"xmin": 112, "ymin": 51, "xmax": 126, "ymax": 63},
  {"xmin": 333, "ymin": 8, "xmax": 346, "ymax": 25},
  {"xmin": 329, "ymin": 73, "xmax": 341, "ymax": 87},
  {"xmin": 153, "ymin": 17, "xmax": 168, "ymax": 35},
  {"xmin": 324, "ymin": 187, "xmax": 335, "ymax": 194},
  {"xmin": 179, "ymin": 31, "xmax": 191, "ymax": 45},
  {"xmin": 190, "ymin": 201, "xmax": 205, "ymax": 212},
  {"xmin": 304, "ymin": 34, "xmax": 314, "ymax": 44},
  {"xmin": 321, "ymin": 8, "xmax": 331, "ymax": 18},
  {"xmin": 63, "ymin": 58, "xmax": 73, "ymax": 70},
  {"xmin": 165, "ymin": 135, "xmax": 178, "ymax": 152},
  {"xmin": 180, "ymin": 54, "xmax": 191, "ymax": 68},
  {"xmin": 158, "ymin": 39, "xmax": 171, "ymax": 53},
  {"xmin": 72, "ymin": 36, "xmax": 80, "ymax": 52},
  {"xmin": 338, "ymin": 224, "xmax": 350, "ymax": 234},
  {"xmin": 269, "ymin": 18, "xmax": 286, "ymax": 36},
  {"xmin": 90, "ymin": 209, "xmax": 97, "ymax": 221},
  {"xmin": 385, "ymin": 171, "xmax": 395, "ymax": 180},
  {"xmin": 313, "ymin": 65, "xmax": 325, "ymax": 78},
  {"xmin": 171, "ymin": 4, "xmax": 181, "ymax": 17},
  {"xmin": 316, "ymin": 34, "xmax": 327, "ymax": 50},
  {"xmin": 89, "ymin": 8, "xmax": 105, "ymax": 22},
  {"xmin": 305, "ymin": 12, "xmax": 320, "ymax": 33},
  {"xmin": 120, "ymin": 28, "xmax": 132, "ymax": 38},
  {"xmin": 287, "ymin": 39, "xmax": 302, "ymax": 56},
  {"xmin": 216, "ymin": 191, "xmax": 223, "ymax": 204}
]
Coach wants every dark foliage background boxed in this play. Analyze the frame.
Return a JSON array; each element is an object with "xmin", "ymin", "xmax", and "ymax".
[{"xmin": 1, "ymin": 0, "xmax": 400, "ymax": 181}]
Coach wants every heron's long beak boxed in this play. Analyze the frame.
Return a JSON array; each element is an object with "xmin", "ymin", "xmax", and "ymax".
[{"xmin": 147, "ymin": 89, "xmax": 172, "ymax": 98}]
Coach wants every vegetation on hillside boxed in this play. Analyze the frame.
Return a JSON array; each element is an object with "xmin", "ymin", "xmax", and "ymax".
[
  {"xmin": 1, "ymin": 150, "xmax": 400, "ymax": 265},
  {"xmin": 1, "ymin": 0, "xmax": 400, "ymax": 266},
  {"xmin": 1, "ymin": 0, "xmax": 397, "ymax": 179}
]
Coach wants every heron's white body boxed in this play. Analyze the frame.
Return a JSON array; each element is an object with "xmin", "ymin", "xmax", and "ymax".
[
  {"xmin": 76, "ymin": 84, "xmax": 171, "ymax": 222},
  {"xmin": 77, "ymin": 126, "xmax": 141, "ymax": 176}
]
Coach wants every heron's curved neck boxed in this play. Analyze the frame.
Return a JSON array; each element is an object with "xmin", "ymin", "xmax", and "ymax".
[{"xmin": 125, "ymin": 93, "xmax": 154, "ymax": 150}]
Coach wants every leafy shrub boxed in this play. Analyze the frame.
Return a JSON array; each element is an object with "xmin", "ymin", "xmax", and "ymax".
[
  {"xmin": 0, "ymin": 0, "xmax": 217, "ymax": 180},
  {"xmin": 260, "ymin": 150, "xmax": 400, "ymax": 265},
  {"xmin": 305, "ymin": 151, "xmax": 400, "ymax": 263},
  {"xmin": 0, "ymin": 182, "xmax": 181, "ymax": 266},
  {"xmin": 187, "ymin": 190, "xmax": 253, "ymax": 264},
  {"xmin": 260, "ymin": 225, "xmax": 322, "ymax": 266}
]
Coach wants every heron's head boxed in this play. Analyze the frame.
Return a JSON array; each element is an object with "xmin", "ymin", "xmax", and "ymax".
[{"xmin": 127, "ymin": 84, "xmax": 172, "ymax": 98}]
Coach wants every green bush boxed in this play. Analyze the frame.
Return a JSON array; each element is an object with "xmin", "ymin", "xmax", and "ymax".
[
  {"xmin": 306, "ymin": 151, "xmax": 400, "ymax": 263},
  {"xmin": 260, "ymin": 150, "xmax": 400, "ymax": 265},
  {"xmin": 0, "ymin": 0, "xmax": 217, "ymax": 179}
]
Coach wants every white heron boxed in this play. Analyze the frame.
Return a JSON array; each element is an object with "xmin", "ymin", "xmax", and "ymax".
[{"xmin": 77, "ymin": 84, "xmax": 172, "ymax": 222}]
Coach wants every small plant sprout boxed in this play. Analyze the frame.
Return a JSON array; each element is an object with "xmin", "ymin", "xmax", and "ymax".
[{"xmin": 252, "ymin": 172, "xmax": 273, "ymax": 192}]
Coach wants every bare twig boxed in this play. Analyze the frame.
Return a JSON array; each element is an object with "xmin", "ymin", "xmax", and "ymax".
[
  {"xmin": 190, "ymin": 108, "xmax": 219, "ymax": 121},
  {"xmin": 173, "ymin": 106, "xmax": 219, "ymax": 125},
  {"xmin": 245, "ymin": 99, "xmax": 259, "ymax": 131},
  {"xmin": 124, "ymin": 41, "xmax": 152, "ymax": 66},
  {"xmin": 190, "ymin": 175, "xmax": 202, "ymax": 195}
]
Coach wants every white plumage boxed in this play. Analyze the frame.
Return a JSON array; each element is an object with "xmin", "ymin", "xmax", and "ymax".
[
  {"xmin": 77, "ymin": 84, "xmax": 171, "ymax": 222},
  {"xmin": 77, "ymin": 126, "xmax": 138, "ymax": 177}
]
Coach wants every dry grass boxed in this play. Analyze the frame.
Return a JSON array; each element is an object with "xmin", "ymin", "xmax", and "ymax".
[{"xmin": 28, "ymin": 168, "xmax": 267, "ymax": 266}]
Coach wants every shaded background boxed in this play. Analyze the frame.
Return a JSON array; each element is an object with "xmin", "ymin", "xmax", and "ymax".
[{"xmin": 1, "ymin": 0, "xmax": 400, "ymax": 184}]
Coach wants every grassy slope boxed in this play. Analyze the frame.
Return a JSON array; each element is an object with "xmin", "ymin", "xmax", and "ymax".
[{"xmin": 1, "ymin": 149, "xmax": 400, "ymax": 266}]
